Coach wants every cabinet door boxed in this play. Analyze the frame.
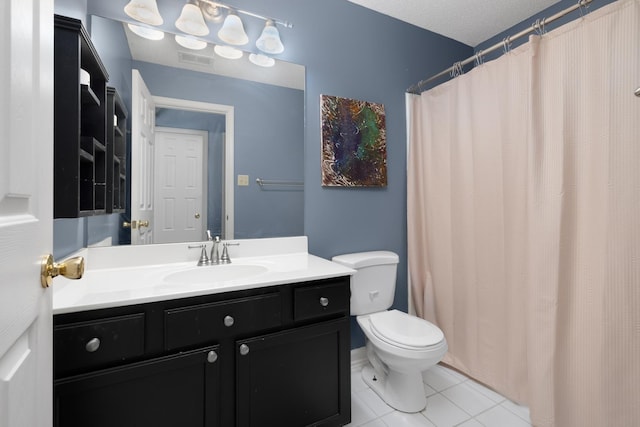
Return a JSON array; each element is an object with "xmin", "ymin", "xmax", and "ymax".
[
  {"xmin": 236, "ymin": 318, "xmax": 351, "ymax": 427},
  {"xmin": 54, "ymin": 346, "xmax": 221, "ymax": 427}
]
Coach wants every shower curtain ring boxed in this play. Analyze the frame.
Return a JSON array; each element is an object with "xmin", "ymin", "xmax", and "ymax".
[
  {"xmin": 534, "ymin": 19, "xmax": 544, "ymax": 36},
  {"xmin": 502, "ymin": 36, "xmax": 512, "ymax": 54},
  {"xmin": 450, "ymin": 61, "xmax": 463, "ymax": 78},
  {"xmin": 578, "ymin": 0, "xmax": 590, "ymax": 17},
  {"xmin": 474, "ymin": 50, "xmax": 484, "ymax": 67}
]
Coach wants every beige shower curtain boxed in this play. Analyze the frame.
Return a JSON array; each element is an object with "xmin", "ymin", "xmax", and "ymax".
[{"xmin": 407, "ymin": 1, "xmax": 640, "ymax": 426}]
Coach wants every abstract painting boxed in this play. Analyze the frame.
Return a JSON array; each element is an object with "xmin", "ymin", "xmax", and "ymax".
[{"xmin": 320, "ymin": 95, "xmax": 387, "ymax": 187}]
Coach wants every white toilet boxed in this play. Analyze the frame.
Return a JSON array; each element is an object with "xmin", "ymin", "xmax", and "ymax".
[{"xmin": 332, "ymin": 251, "xmax": 448, "ymax": 413}]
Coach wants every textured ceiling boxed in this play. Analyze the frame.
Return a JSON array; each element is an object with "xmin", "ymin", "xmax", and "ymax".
[{"xmin": 347, "ymin": 0, "xmax": 562, "ymax": 46}]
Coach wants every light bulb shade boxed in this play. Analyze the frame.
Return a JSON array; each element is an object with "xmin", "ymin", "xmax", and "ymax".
[
  {"xmin": 175, "ymin": 3, "xmax": 210, "ymax": 36},
  {"xmin": 128, "ymin": 23, "xmax": 165, "ymax": 40},
  {"xmin": 124, "ymin": 0, "xmax": 163, "ymax": 26},
  {"xmin": 175, "ymin": 35, "xmax": 207, "ymax": 50},
  {"xmin": 214, "ymin": 45, "xmax": 243, "ymax": 60},
  {"xmin": 217, "ymin": 13, "xmax": 248, "ymax": 45},
  {"xmin": 249, "ymin": 53, "xmax": 275, "ymax": 67},
  {"xmin": 256, "ymin": 21, "xmax": 284, "ymax": 54}
]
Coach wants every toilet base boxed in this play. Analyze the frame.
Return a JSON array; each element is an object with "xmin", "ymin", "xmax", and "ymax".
[{"xmin": 361, "ymin": 364, "xmax": 427, "ymax": 413}]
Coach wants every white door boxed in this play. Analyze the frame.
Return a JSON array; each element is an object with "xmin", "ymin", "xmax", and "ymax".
[
  {"xmin": 154, "ymin": 128, "xmax": 207, "ymax": 243},
  {"xmin": 131, "ymin": 69, "xmax": 155, "ymax": 244},
  {"xmin": 0, "ymin": 0, "xmax": 53, "ymax": 426}
]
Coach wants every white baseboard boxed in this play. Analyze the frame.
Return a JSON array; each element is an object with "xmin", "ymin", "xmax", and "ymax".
[{"xmin": 351, "ymin": 346, "xmax": 368, "ymax": 371}]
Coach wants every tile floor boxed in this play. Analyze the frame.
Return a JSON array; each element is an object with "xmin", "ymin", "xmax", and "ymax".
[{"xmin": 347, "ymin": 363, "xmax": 532, "ymax": 427}]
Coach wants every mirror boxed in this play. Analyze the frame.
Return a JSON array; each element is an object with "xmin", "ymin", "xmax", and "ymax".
[{"xmin": 57, "ymin": 10, "xmax": 305, "ymax": 250}]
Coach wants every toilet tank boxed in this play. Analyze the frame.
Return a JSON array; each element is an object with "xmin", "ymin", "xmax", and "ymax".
[{"xmin": 331, "ymin": 251, "xmax": 399, "ymax": 316}]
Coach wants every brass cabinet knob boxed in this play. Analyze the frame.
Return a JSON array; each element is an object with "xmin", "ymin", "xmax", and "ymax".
[
  {"xmin": 195, "ymin": 213, "xmax": 201, "ymax": 219},
  {"xmin": 40, "ymin": 254, "xmax": 84, "ymax": 288}
]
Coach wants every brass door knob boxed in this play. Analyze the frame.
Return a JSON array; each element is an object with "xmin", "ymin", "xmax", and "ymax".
[
  {"xmin": 138, "ymin": 220, "xmax": 150, "ymax": 228},
  {"xmin": 40, "ymin": 254, "xmax": 84, "ymax": 288}
]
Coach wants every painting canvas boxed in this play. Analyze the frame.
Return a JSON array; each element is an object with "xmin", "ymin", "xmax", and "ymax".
[{"xmin": 320, "ymin": 95, "xmax": 387, "ymax": 187}]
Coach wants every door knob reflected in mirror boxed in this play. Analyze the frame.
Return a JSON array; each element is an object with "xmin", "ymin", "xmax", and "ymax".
[{"xmin": 40, "ymin": 254, "xmax": 84, "ymax": 288}]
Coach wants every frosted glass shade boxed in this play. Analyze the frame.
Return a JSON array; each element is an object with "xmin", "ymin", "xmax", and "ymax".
[
  {"xmin": 256, "ymin": 21, "xmax": 284, "ymax": 54},
  {"xmin": 214, "ymin": 45, "xmax": 243, "ymax": 60},
  {"xmin": 249, "ymin": 53, "xmax": 275, "ymax": 67},
  {"xmin": 128, "ymin": 24, "xmax": 165, "ymax": 41},
  {"xmin": 217, "ymin": 13, "xmax": 248, "ymax": 45},
  {"xmin": 175, "ymin": 35, "xmax": 207, "ymax": 50},
  {"xmin": 175, "ymin": 3, "xmax": 210, "ymax": 36},
  {"xmin": 124, "ymin": 0, "xmax": 163, "ymax": 26}
]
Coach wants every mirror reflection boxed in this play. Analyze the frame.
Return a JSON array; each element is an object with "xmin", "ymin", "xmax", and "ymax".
[{"xmin": 55, "ymin": 11, "xmax": 304, "ymax": 253}]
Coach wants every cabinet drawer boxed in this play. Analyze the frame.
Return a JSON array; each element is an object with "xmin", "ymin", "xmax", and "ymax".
[
  {"xmin": 165, "ymin": 293, "xmax": 282, "ymax": 351},
  {"xmin": 54, "ymin": 313, "xmax": 145, "ymax": 377},
  {"xmin": 294, "ymin": 281, "xmax": 349, "ymax": 322}
]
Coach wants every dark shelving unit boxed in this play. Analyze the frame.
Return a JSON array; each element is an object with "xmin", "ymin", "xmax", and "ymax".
[{"xmin": 54, "ymin": 15, "xmax": 109, "ymax": 218}]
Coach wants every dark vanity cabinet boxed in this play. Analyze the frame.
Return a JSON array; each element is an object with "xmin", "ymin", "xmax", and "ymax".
[{"xmin": 53, "ymin": 277, "xmax": 351, "ymax": 427}]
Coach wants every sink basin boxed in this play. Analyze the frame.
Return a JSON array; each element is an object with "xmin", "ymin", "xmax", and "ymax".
[{"xmin": 162, "ymin": 264, "xmax": 268, "ymax": 284}]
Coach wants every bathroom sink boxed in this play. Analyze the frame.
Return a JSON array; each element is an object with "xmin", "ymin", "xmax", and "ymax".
[{"xmin": 162, "ymin": 264, "xmax": 268, "ymax": 284}]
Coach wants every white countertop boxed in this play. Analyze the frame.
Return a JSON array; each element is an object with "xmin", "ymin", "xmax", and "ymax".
[{"xmin": 53, "ymin": 237, "xmax": 354, "ymax": 315}]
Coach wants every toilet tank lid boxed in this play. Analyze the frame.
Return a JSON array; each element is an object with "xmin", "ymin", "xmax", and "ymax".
[{"xmin": 332, "ymin": 251, "xmax": 399, "ymax": 269}]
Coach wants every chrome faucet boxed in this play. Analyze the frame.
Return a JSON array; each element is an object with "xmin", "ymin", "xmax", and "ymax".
[{"xmin": 210, "ymin": 235, "xmax": 221, "ymax": 265}]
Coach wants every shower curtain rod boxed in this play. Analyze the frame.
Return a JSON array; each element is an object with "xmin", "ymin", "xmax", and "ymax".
[{"xmin": 406, "ymin": 0, "xmax": 594, "ymax": 94}]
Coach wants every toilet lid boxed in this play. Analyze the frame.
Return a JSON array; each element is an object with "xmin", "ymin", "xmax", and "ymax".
[{"xmin": 370, "ymin": 310, "xmax": 444, "ymax": 349}]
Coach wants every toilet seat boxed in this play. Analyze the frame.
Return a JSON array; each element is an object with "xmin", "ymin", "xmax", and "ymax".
[{"xmin": 369, "ymin": 310, "xmax": 444, "ymax": 350}]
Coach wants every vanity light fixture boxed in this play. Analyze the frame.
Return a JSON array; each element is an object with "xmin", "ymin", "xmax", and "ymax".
[
  {"xmin": 127, "ymin": 23, "xmax": 165, "ymax": 40},
  {"xmin": 256, "ymin": 20, "xmax": 284, "ymax": 54},
  {"xmin": 214, "ymin": 45, "xmax": 243, "ymax": 60},
  {"xmin": 125, "ymin": 0, "xmax": 292, "ymax": 54},
  {"xmin": 124, "ymin": 0, "xmax": 163, "ymax": 26},
  {"xmin": 249, "ymin": 53, "xmax": 275, "ymax": 67},
  {"xmin": 217, "ymin": 11, "xmax": 248, "ymax": 45},
  {"xmin": 175, "ymin": 0, "xmax": 210, "ymax": 36},
  {"xmin": 175, "ymin": 34, "xmax": 207, "ymax": 50}
]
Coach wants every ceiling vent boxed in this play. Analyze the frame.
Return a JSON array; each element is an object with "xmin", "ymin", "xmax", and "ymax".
[{"xmin": 178, "ymin": 51, "xmax": 213, "ymax": 67}]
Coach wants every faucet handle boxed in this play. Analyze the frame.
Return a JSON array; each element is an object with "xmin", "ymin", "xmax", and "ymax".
[
  {"xmin": 206, "ymin": 230, "xmax": 213, "ymax": 241},
  {"xmin": 220, "ymin": 244, "xmax": 230, "ymax": 264},
  {"xmin": 220, "ymin": 242, "xmax": 239, "ymax": 264},
  {"xmin": 188, "ymin": 244, "xmax": 210, "ymax": 266}
]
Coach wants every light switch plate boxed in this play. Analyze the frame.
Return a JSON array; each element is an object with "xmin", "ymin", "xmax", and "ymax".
[{"xmin": 237, "ymin": 174, "xmax": 249, "ymax": 186}]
